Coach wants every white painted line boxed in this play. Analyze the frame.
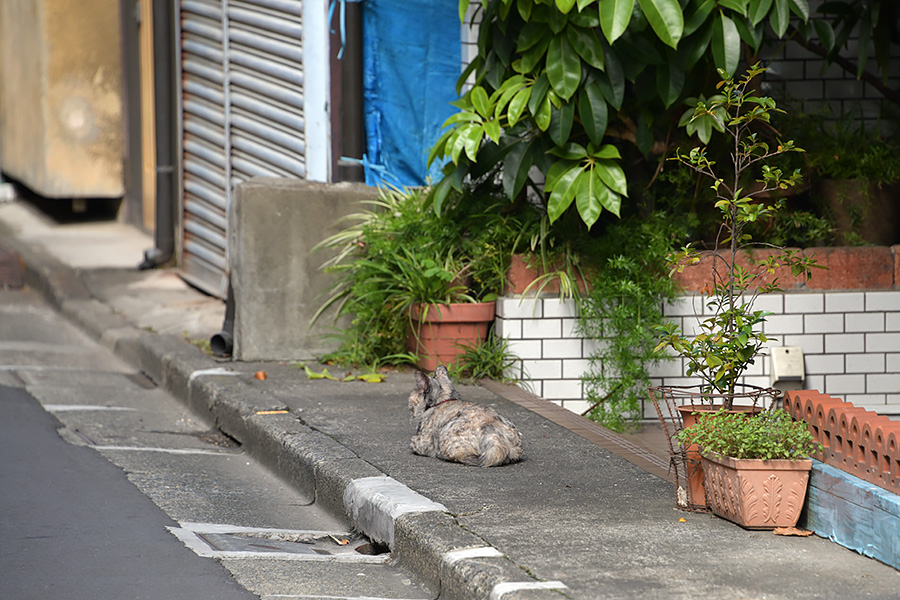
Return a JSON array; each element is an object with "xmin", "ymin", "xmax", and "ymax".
[
  {"xmin": 264, "ymin": 595, "xmax": 431, "ymax": 600},
  {"xmin": 188, "ymin": 367, "xmax": 239, "ymax": 385},
  {"xmin": 490, "ymin": 581, "xmax": 568, "ymax": 600},
  {"xmin": 92, "ymin": 445, "xmax": 237, "ymax": 456},
  {"xmin": 344, "ymin": 476, "xmax": 448, "ymax": 546},
  {"xmin": 177, "ymin": 522, "xmax": 350, "ymax": 537},
  {"xmin": 44, "ymin": 404, "xmax": 137, "ymax": 412},
  {"xmin": 443, "ymin": 546, "xmax": 504, "ymax": 565}
]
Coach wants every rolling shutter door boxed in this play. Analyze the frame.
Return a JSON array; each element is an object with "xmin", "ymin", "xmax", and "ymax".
[{"xmin": 178, "ymin": 0, "xmax": 305, "ymax": 298}]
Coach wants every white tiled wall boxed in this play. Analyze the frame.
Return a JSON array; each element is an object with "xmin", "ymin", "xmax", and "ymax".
[{"xmin": 496, "ymin": 290, "xmax": 900, "ymax": 418}]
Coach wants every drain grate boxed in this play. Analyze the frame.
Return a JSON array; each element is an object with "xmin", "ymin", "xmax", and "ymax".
[{"xmin": 168, "ymin": 522, "xmax": 390, "ymax": 562}]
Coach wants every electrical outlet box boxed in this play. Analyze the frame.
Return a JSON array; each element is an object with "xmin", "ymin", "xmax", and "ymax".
[{"xmin": 770, "ymin": 347, "xmax": 805, "ymax": 389}]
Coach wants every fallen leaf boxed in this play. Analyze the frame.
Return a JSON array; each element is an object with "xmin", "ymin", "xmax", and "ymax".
[
  {"xmin": 678, "ymin": 518, "xmax": 687, "ymax": 523},
  {"xmin": 254, "ymin": 371, "xmax": 267, "ymax": 380},
  {"xmin": 357, "ymin": 372, "xmax": 386, "ymax": 383},
  {"xmin": 773, "ymin": 527, "xmax": 814, "ymax": 537}
]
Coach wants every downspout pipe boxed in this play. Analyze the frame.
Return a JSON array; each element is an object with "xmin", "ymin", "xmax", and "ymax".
[{"xmin": 140, "ymin": 0, "xmax": 177, "ymax": 270}]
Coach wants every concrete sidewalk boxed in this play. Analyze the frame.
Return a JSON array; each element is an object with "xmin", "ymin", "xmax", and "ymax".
[{"xmin": 2, "ymin": 199, "xmax": 899, "ymax": 600}]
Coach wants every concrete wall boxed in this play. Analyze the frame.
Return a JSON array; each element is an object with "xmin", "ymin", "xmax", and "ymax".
[
  {"xmin": 229, "ymin": 178, "xmax": 377, "ymax": 361},
  {"xmin": 0, "ymin": 0, "xmax": 124, "ymax": 198}
]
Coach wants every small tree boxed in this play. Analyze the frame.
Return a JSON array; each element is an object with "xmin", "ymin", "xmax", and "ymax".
[{"xmin": 655, "ymin": 64, "xmax": 821, "ymax": 405}]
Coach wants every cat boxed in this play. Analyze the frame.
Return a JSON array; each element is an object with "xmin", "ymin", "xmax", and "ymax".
[{"xmin": 408, "ymin": 365, "xmax": 523, "ymax": 467}]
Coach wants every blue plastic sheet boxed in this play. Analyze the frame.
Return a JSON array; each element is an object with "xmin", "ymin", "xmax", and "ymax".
[{"xmin": 362, "ymin": 0, "xmax": 461, "ymax": 187}]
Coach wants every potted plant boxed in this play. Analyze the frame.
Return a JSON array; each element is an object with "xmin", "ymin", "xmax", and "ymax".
[
  {"xmin": 651, "ymin": 64, "xmax": 822, "ymax": 509},
  {"xmin": 676, "ymin": 408, "xmax": 822, "ymax": 529}
]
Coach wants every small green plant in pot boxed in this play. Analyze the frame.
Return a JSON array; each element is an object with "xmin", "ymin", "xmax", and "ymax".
[
  {"xmin": 676, "ymin": 408, "xmax": 822, "ymax": 529},
  {"xmin": 654, "ymin": 64, "xmax": 822, "ymax": 409}
]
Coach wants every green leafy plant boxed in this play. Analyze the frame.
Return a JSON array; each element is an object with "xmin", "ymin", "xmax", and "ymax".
[
  {"xmin": 655, "ymin": 64, "xmax": 822, "ymax": 405},
  {"xmin": 448, "ymin": 330, "xmax": 522, "ymax": 383},
  {"xmin": 675, "ymin": 408, "xmax": 822, "ymax": 460}
]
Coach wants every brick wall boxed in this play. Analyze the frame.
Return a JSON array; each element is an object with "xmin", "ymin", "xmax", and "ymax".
[{"xmin": 496, "ymin": 288, "xmax": 900, "ymax": 420}]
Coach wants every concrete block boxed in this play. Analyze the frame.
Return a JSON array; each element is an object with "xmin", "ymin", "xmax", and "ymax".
[{"xmin": 230, "ymin": 178, "xmax": 376, "ymax": 360}]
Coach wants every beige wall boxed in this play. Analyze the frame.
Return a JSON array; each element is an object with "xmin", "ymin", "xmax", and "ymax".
[{"xmin": 0, "ymin": 0, "xmax": 124, "ymax": 198}]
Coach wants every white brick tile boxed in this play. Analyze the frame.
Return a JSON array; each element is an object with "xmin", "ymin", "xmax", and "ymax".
[
  {"xmin": 887, "ymin": 394, "xmax": 900, "ymax": 407},
  {"xmin": 867, "ymin": 373, "xmax": 900, "ymax": 394},
  {"xmin": 522, "ymin": 359, "xmax": 562, "ymax": 379},
  {"xmin": 495, "ymin": 318, "xmax": 522, "ymax": 340},
  {"xmin": 866, "ymin": 332, "xmax": 900, "ymax": 353},
  {"xmin": 782, "ymin": 334, "xmax": 824, "ymax": 354},
  {"xmin": 542, "ymin": 378, "xmax": 584, "ymax": 400},
  {"xmin": 582, "ymin": 338, "xmax": 608, "ymax": 358},
  {"xmin": 866, "ymin": 291, "xmax": 900, "ymax": 312},
  {"xmin": 846, "ymin": 353, "xmax": 885, "ymax": 374},
  {"xmin": 561, "ymin": 318, "xmax": 581, "ymax": 339},
  {"xmin": 825, "ymin": 333, "xmax": 865, "ymax": 354},
  {"xmin": 521, "ymin": 318, "xmax": 562, "ymax": 339},
  {"xmin": 504, "ymin": 361, "xmax": 526, "ymax": 382},
  {"xmin": 520, "ymin": 379, "xmax": 541, "ymax": 396},
  {"xmin": 548, "ymin": 399, "xmax": 563, "ymax": 407},
  {"xmin": 845, "ymin": 312, "xmax": 885, "ymax": 333},
  {"xmin": 752, "ymin": 294, "xmax": 784, "ymax": 314},
  {"xmin": 742, "ymin": 357, "xmax": 765, "ymax": 377},
  {"xmin": 784, "ymin": 293, "xmax": 824, "ymax": 314},
  {"xmin": 844, "ymin": 394, "xmax": 886, "ymax": 407},
  {"xmin": 825, "ymin": 292, "xmax": 865, "ymax": 313},
  {"xmin": 741, "ymin": 375, "xmax": 771, "ymax": 389},
  {"xmin": 805, "ymin": 374, "xmax": 826, "ymax": 390},
  {"xmin": 805, "ymin": 354, "xmax": 844, "ymax": 375},
  {"xmin": 663, "ymin": 296, "xmax": 704, "ymax": 317},
  {"xmin": 886, "ymin": 313, "xmax": 900, "ymax": 332},
  {"xmin": 543, "ymin": 338, "xmax": 583, "ymax": 359},
  {"xmin": 765, "ymin": 314, "xmax": 804, "ymax": 335},
  {"xmin": 561, "ymin": 400, "xmax": 593, "ymax": 415},
  {"xmin": 497, "ymin": 297, "xmax": 542, "ymax": 318},
  {"xmin": 804, "ymin": 313, "xmax": 844, "ymax": 334},
  {"xmin": 887, "ymin": 353, "xmax": 900, "ymax": 372},
  {"xmin": 649, "ymin": 357, "xmax": 683, "ymax": 378},
  {"xmin": 563, "ymin": 358, "xmax": 592, "ymax": 379},
  {"xmin": 824, "ymin": 373, "xmax": 866, "ymax": 394},
  {"xmin": 543, "ymin": 298, "xmax": 578, "ymax": 318},
  {"xmin": 507, "ymin": 339, "xmax": 542, "ymax": 360}
]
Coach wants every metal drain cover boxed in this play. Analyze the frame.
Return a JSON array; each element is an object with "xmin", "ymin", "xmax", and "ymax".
[{"xmin": 168, "ymin": 522, "xmax": 389, "ymax": 563}]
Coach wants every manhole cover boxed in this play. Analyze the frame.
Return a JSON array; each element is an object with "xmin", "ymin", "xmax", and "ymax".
[
  {"xmin": 168, "ymin": 523, "xmax": 389, "ymax": 562},
  {"xmin": 0, "ymin": 247, "xmax": 24, "ymax": 289}
]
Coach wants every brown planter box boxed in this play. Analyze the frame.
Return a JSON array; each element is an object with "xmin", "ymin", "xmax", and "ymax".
[{"xmin": 408, "ymin": 302, "xmax": 495, "ymax": 371}]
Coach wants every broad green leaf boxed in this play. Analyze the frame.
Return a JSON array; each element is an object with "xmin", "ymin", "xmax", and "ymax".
[
  {"xmin": 717, "ymin": 0, "xmax": 748, "ymax": 15},
  {"xmin": 733, "ymin": 15, "xmax": 764, "ymax": 51},
  {"xmin": 769, "ymin": 0, "xmax": 789, "ymax": 37},
  {"xmin": 528, "ymin": 74, "xmax": 550, "ymax": 116},
  {"xmin": 712, "ymin": 11, "xmax": 740, "ymax": 76},
  {"xmin": 545, "ymin": 159, "xmax": 576, "ymax": 192},
  {"xmin": 595, "ymin": 159, "xmax": 628, "ymax": 196},
  {"xmin": 514, "ymin": 36, "xmax": 552, "ymax": 73},
  {"xmin": 556, "ymin": 0, "xmax": 577, "ymax": 13},
  {"xmin": 566, "ymin": 26, "xmax": 605, "ymax": 69},
  {"xmin": 678, "ymin": 18, "xmax": 714, "ymax": 69},
  {"xmin": 578, "ymin": 81, "xmax": 609, "ymax": 145},
  {"xmin": 502, "ymin": 140, "xmax": 535, "ymax": 199},
  {"xmin": 431, "ymin": 174, "xmax": 452, "ymax": 216},
  {"xmin": 458, "ymin": 0, "xmax": 470, "ymax": 23},
  {"xmin": 427, "ymin": 128, "xmax": 454, "ymax": 166},
  {"xmin": 516, "ymin": 22, "xmax": 549, "ymax": 53},
  {"xmin": 507, "ymin": 86, "xmax": 532, "ymax": 125},
  {"xmin": 448, "ymin": 128, "xmax": 469, "ymax": 163},
  {"xmin": 577, "ymin": 0, "xmax": 595, "ymax": 10},
  {"xmin": 656, "ymin": 60, "xmax": 684, "ymax": 107},
  {"xmin": 575, "ymin": 170, "xmax": 603, "ymax": 228},
  {"xmin": 535, "ymin": 94, "xmax": 553, "ymax": 130},
  {"xmin": 596, "ymin": 179, "xmax": 622, "ymax": 216},
  {"xmin": 813, "ymin": 19, "xmax": 835, "ymax": 51},
  {"xmin": 788, "ymin": 0, "xmax": 809, "ymax": 21},
  {"xmin": 547, "ymin": 34, "xmax": 581, "ymax": 100},
  {"xmin": 592, "ymin": 144, "xmax": 621, "ymax": 159},
  {"xmin": 547, "ymin": 165, "xmax": 582, "ymax": 223},
  {"xmin": 597, "ymin": 50, "xmax": 625, "ymax": 109},
  {"xmin": 548, "ymin": 142, "xmax": 589, "ymax": 160},
  {"xmin": 442, "ymin": 112, "xmax": 482, "ymax": 127},
  {"xmin": 683, "ymin": 0, "xmax": 714, "ymax": 36},
  {"xmin": 483, "ymin": 118, "xmax": 501, "ymax": 143},
  {"xmin": 748, "ymin": 0, "xmax": 773, "ymax": 26},
  {"xmin": 600, "ymin": 0, "xmax": 635, "ymax": 44},
  {"xmin": 471, "ymin": 86, "xmax": 491, "ymax": 118},
  {"xmin": 517, "ymin": 0, "xmax": 532, "ymax": 20},
  {"xmin": 462, "ymin": 124, "xmax": 484, "ymax": 161},
  {"xmin": 637, "ymin": 0, "xmax": 684, "ymax": 48},
  {"xmin": 548, "ymin": 101, "xmax": 575, "ymax": 146}
]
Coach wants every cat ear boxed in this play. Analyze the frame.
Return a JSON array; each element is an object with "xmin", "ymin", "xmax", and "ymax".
[
  {"xmin": 433, "ymin": 365, "xmax": 461, "ymax": 400},
  {"xmin": 414, "ymin": 370, "xmax": 430, "ymax": 393}
]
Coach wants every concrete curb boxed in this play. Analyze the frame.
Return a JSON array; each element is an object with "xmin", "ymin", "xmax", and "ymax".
[{"xmin": 8, "ymin": 237, "xmax": 570, "ymax": 600}]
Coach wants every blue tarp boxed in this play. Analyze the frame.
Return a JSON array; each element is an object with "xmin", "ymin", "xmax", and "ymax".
[{"xmin": 362, "ymin": 0, "xmax": 461, "ymax": 187}]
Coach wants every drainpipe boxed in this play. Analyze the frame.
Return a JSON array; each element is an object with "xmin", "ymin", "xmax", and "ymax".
[
  {"xmin": 140, "ymin": 0, "xmax": 177, "ymax": 270},
  {"xmin": 210, "ymin": 280, "xmax": 235, "ymax": 357}
]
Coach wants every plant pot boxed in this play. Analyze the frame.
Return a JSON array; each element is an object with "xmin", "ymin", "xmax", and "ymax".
[
  {"xmin": 701, "ymin": 453, "xmax": 812, "ymax": 529},
  {"xmin": 408, "ymin": 302, "xmax": 495, "ymax": 371},
  {"xmin": 677, "ymin": 405, "xmax": 764, "ymax": 509}
]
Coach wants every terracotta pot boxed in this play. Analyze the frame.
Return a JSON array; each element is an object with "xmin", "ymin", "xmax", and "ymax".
[
  {"xmin": 701, "ymin": 453, "xmax": 812, "ymax": 529},
  {"xmin": 677, "ymin": 405, "xmax": 763, "ymax": 510},
  {"xmin": 407, "ymin": 302, "xmax": 495, "ymax": 371}
]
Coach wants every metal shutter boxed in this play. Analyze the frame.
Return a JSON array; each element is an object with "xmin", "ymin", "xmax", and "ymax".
[{"xmin": 178, "ymin": 0, "xmax": 305, "ymax": 298}]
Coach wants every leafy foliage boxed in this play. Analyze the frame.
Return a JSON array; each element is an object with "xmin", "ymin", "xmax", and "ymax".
[
  {"xmin": 655, "ymin": 65, "xmax": 822, "ymax": 401},
  {"xmin": 676, "ymin": 408, "xmax": 822, "ymax": 460}
]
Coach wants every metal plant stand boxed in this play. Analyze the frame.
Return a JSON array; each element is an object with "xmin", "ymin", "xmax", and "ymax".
[{"xmin": 648, "ymin": 384, "xmax": 780, "ymax": 511}]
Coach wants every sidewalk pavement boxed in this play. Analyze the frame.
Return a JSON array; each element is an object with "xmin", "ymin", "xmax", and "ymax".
[{"xmin": 2, "ymin": 199, "xmax": 899, "ymax": 600}]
